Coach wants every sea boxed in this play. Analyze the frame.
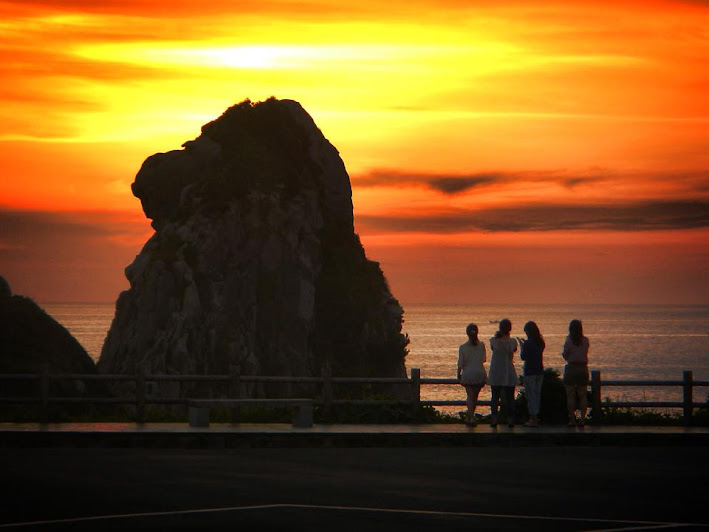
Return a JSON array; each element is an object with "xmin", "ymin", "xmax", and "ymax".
[{"xmin": 44, "ymin": 303, "xmax": 709, "ymax": 409}]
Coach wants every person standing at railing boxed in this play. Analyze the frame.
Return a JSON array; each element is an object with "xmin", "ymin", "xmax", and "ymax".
[
  {"xmin": 562, "ymin": 319, "xmax": 590, "ymax": 427},
  {"xmin": 488, "ymin": 318, "xmax": 518, "ymax": 428},
  {"xmin": 457, "ymin": 323, "xmax": 487, "ymax": 427},
  {"xmin": 518, "ymin": 321, "xmax": 545, "ymax": 427}
]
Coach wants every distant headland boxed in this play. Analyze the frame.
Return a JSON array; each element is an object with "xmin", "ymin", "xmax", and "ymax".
[{"xmin": 0, "ymin": 275, "xmax": 101, "ymax": 399}]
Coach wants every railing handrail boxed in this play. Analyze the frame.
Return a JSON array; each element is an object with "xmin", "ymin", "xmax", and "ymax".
[{"xmin": 1, "ymin": 373, "xmax": 706, "ymax": 386}]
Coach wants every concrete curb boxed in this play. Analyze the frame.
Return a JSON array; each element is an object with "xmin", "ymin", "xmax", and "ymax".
[{"xmin": 2, "ymin": 423, "xmax": 708, "ymax": 448}]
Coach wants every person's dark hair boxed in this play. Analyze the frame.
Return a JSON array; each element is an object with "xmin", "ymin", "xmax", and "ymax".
[
  {"xmin": 495, "ymin": 318, "xmax": 512, "ymax": 338},
  {"xmin": 523, "ymin": 320, "xmax": 545, "ymax": 349},
  {"xmin": 569, "ymin": 319, "xmax": 583, "ymax": 346},
  {"xmin": 465, "ymin": 323, "xmax": 479, "ymax": 345}
]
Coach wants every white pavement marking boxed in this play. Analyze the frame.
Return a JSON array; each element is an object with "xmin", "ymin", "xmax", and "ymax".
[
  {"xmin": 582, "ymin": 525, "xmax": 695, "ymax": 532},
  {"xmin": 0, "ymin": 503, "xmax": 701, "ymax": 529}
]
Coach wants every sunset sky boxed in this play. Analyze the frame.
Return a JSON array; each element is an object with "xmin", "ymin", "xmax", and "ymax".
[{"xmin": 1, "ymin": 0, "xmax": 708, "ymax": 305}]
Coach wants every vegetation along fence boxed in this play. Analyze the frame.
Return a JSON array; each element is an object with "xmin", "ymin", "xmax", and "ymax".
[{"xmin": 0, "ymin": 366, "xmax": 707, "ymax": 426}]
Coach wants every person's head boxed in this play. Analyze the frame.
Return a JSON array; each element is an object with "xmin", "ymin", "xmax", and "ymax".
[
  {"xmin": 524, "ymin": 320, "xmax": 545, "ymax": 348},
  {"xmin": 569, "ymin": 319, "xmax": 583, "ymax": 346},
  {"xmin": 495, "ymin": 318, "xmax": 512, "ymax": 338},
  {"xmin": 466, "ymin": 323, "xmax": 479, "ymax": 345}
]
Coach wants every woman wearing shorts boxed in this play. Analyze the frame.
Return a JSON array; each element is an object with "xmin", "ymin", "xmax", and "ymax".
[
  {"xmin": 457, "ymin": 323, "xmax": 487, "ymax": 426},
  {"xmin": 562, "ymin": 319, "xmax": 590, "ymax": 427}
]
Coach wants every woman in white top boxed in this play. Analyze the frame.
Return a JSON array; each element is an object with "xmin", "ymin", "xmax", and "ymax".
[
  {"xmin": 488, "ymin": 318, "xmax": 518, "ymax": 428},
  {"xmin": 457, "ymin": 323, "xmax": 487, "ymax": 426}
]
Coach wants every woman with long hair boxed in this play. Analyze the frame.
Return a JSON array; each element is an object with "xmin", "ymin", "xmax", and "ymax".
[
  {"xmin": 518, "ymin": 321, "xmax": 545, "ymax": 427},
  {"xmin": 562, "ymin": 319, "xmax": 590, "ymax": 427},
  {"xmin": 457, "ymin": 323, "xmax": 487, "ymax": 426},
  {"xmin": 488, "ymin": 318, "xmax": 518, "ymax": 428}
]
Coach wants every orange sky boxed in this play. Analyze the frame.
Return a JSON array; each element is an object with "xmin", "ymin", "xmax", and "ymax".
[{"xmin": 0, "ymin": 0, "xmax": 708, "ymax": 305}]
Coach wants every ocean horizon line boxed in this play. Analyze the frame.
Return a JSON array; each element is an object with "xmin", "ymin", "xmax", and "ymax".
[{"xmin": 40, "ymin": 301, "xmax": 709, "ymax": 308}]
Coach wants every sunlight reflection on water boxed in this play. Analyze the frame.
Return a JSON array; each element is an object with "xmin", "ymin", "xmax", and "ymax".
[{"xmin": 403, "ymin": 304, "xmax": 709, "ymax": 409}]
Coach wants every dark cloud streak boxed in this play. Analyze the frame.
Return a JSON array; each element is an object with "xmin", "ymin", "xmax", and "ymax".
[
  {"xmin": 357, "ymin": 200, "xmax": 709, "ymax": 234},
  {"xmin": 0, "ymin": 209, "xmax": 149, "ymax": 257},
  {"xmin": 354, "ymin": 168, "xmax": 709, "ymax": 196},
  {"xmin": 354, "ymin": 169, "xmax": 505, "ymax": 194},
  {"xmin": 353, "ymin": 168, "xmax": 620, "ymax": 195},
  {"xmin": 0, "ymin": 209, "xmax": 148, "ymax": 302},
  {"xmin": 428, "ymin": 176, "xmax": 499, "ymax": 194}
]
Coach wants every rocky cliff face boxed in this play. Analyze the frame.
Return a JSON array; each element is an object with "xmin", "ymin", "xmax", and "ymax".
[{"xmin": 98, "ymin": 98, "xmax": 407, "ymax": 394}]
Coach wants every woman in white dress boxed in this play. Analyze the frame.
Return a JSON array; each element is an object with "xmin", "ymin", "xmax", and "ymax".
[
  {"xmin": 457, "ymin": 323, "xmax": 487, "ymax": 426},
  {"xmin": 488, "ymin": 318, "xmax": 518, "ymax": 428}
]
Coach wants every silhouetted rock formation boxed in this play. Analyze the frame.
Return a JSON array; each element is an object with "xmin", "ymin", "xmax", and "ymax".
[
  {"xmin": 98, "ymin": 98, "xmax": 407, "ymax": 396},
  {"xmin": 0, "ymin": 276, "xmax": 100, "ymax": 398}
]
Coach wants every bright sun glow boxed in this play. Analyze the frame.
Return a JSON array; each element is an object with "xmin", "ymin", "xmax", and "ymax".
[{"xmin": 73, "ymin": 40, "xmax": 522, "ymax": 73}]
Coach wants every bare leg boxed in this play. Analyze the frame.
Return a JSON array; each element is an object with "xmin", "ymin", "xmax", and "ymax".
[
  {"xmin": 471, "ymin": 385, "xmax": 481, "ymax": 417},
  {"xmin": 464, "ymin": 385, "xmax": 482, "ymax": 425},
  {"xmin": 464, "ymin": 386, "xmax": 474, "ymax": 422}
]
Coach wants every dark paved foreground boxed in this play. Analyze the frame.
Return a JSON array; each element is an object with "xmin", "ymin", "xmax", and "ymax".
[{"xmin": 0, "ymin": 432, "xmax": 707, "ymax": 530}]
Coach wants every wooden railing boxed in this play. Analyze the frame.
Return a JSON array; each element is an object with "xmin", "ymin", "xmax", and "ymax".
[
  {"xmin": 0, "ymin": 366, "xmax": 707, "ymax": 426},
  {"xmin": 588, "ymin": 370, "xmax": 706, "ymax": 426}
]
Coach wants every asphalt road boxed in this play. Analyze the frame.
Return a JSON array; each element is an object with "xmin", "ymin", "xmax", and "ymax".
[{"xmin": 1, "ymin": 446, "xmax": 706, "ymax": 531}]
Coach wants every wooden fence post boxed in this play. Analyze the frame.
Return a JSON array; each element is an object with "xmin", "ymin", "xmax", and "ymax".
[
  {"xmin": 136, "ymin": 366, "xmax": 146, "ymax": 424},
  {"xmin": 683, "ymin": 370, "xmax": 693, "ymax": 427},
  {"xmin": 230, "ymin": 365, "xmax": 241, "ymax": 423},
  {"xmin": 322, "ymin": 363, "xmax": 332, "ymax": 416},
  {"xmin": 411, "ymin": 368, "xmax": 421, "ymax": 420},
  {"xmin": 591, "ymin": 370, "xmax": 602, "ymax": 425},
  {"xmin": 39, "ymin": 363, "xmax": 49, "ymax": 424}
]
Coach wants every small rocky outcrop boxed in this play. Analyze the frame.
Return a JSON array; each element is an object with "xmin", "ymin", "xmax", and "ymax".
[
  {"xmin": 0, "ymin": 275, "xmax": 100, "ymax": 398},
  {"xmin": 98, "ymin": 98, "xmax": 407, "ymax": 396}
]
